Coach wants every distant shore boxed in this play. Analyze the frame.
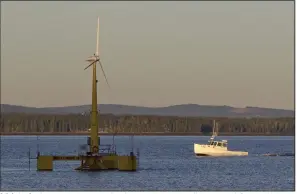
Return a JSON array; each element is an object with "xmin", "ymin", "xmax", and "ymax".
[
  {"xmin": 0, "ymin": 132, "xmax": 292, "ymax": 136},
  {"xmin": 2, "ymin": 114, "xmax": 294, "ymax": 136}
]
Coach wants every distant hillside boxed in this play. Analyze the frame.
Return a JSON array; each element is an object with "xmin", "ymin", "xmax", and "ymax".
[{"xmin": 1, "ymin": 104, "xmax": 294, "ymax": 117}]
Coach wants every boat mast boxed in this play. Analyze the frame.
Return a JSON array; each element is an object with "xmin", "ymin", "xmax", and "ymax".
[
  {"xmin": 210, "ymin": 120, "xmax": 216, "ymax": 142},
  {"xmin": 216, "ymin": 122, "xmax": 219, "ymax": 136},
  {"xmin": 213, "ymin": 120, "xmax": 218, "ymax": 136},
  {"xmin": 212, "ymin": 120, "xmax": 215, "ymax": 136}
]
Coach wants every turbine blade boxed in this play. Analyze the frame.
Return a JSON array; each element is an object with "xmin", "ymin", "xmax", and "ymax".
[
  {"xmin": 96, "ymin": 17, "xmax": 99, "ymax": 56},
  {"xmin": 98, "ymin": 59, "xmax": 110, "ymax": 88},
  {"xmin": 84, "ymin": 61, "xmax": 96, "ymax": 70}
]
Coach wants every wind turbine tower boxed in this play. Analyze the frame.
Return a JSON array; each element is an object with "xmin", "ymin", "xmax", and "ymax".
[{"xmin": 84, "ymin": 17, "xmax": 109, "ymax": 156}]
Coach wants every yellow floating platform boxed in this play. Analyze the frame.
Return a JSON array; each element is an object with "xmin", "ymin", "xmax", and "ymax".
[{"xmin": 37, "ymin": 153, "xmax": 137, "ymax": 171}]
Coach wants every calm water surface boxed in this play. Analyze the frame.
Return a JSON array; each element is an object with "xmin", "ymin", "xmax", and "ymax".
[{"xmin": 0, "ymin": 136, "xmax": 295, "ymax": 191}]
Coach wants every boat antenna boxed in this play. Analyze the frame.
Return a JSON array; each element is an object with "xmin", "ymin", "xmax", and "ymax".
[
  {"xmin": 212, "ymin": 120, "xmax": 219, "ymax": 137},
  {"xmin": 212, "ymin": 120, "xmax": 215, "ymax": 136},
  {"xmin": 210, "ymin": 120, "xmax": 216, "ymax": 142},
  {"xmin": 215, "ymin": 121, "xmax": 219, "ymax": 136}
]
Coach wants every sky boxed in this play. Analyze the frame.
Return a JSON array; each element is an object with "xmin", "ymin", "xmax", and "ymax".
[{"xmin": 1, "ymin": 1, "xmax": 294, "ymax": 110}]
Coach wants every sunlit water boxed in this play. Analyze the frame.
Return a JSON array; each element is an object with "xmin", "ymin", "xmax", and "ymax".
[{"xmin": 1, "ymin": 136, "xmax": 295, "ymax": 191}]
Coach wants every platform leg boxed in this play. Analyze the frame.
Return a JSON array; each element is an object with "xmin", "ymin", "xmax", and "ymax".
[{"xmin": 37, "ymin": 156, "xmax": 53, "ymax": 171}]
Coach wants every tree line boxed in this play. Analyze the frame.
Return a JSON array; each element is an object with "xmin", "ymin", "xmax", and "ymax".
[{"xmin": 0, "ymin": 113, "xmax": 294, "ymax": 135}]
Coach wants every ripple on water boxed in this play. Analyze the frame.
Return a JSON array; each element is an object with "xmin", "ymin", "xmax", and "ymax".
[{"xmin": 0, "ymin": 136, "xmax": 295, "ymax": 191}]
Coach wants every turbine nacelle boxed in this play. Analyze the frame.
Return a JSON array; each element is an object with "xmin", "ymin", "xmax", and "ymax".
[{"xmin": 86, "ymin": 55, "xmax": 99, "ymax": 63}]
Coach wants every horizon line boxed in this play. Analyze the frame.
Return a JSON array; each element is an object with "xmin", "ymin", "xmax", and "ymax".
[{"xmin": 1, "ymin": 103, "xmax": 294, "ymax": 111}]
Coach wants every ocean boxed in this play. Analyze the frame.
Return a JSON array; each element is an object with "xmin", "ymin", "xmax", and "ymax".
[{"xmin": 0, "ymin": 135, "xmax": 295, "ymax": 191}]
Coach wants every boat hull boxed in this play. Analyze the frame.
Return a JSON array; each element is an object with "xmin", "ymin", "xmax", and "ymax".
[{"xmin": 194, "ymin": 143, "xmax": 248, "ymax": 157}]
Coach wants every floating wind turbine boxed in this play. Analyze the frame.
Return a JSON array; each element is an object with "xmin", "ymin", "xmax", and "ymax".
[{"xmin": 84, "ymin": 17, "xmax": 110, "ymax": 155}]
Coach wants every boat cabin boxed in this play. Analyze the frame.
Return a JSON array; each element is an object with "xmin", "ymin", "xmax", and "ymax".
[{"xmin": 208, "ymin": 139, "xmax": 228, "ymax": 148}]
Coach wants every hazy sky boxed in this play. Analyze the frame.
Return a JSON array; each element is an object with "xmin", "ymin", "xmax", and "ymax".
[{"xmin": 1, "ymin": 1, "xmax": 294, "ymax": 110}]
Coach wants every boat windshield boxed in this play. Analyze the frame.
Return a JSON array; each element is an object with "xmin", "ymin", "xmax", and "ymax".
[
  {"xmin": 220, "ymin": 142, "xmax": 228, "ymax": 147},
  {"xmin": 209, "ymin": 141, "xmax": 227, "ymax": 147}
]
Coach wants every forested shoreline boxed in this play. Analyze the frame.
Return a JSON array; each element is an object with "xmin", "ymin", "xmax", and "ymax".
[{"xmin": 0, "ymin": 113, "xmax": 294, "ymax": 135}]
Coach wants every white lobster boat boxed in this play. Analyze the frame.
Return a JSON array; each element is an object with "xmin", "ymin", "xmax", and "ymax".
[{"xmin": 194, "ymin": 120, "xmax": 248, "ymax": 157}]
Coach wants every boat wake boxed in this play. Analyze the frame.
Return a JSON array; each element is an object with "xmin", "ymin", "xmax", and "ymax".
[{"xmin": 262, "ymin": 153, "xmax": 294, "ymax": 157}]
